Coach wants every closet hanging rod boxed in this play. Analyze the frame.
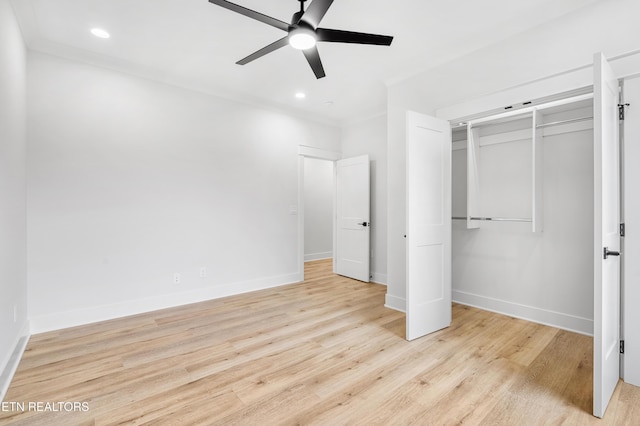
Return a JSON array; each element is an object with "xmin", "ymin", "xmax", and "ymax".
[
  {"xmin": 452, "ymin": 217, "xmax": 533, "ymax": 222},
  {"xmin": 470, "ymin": 217, "xmax": 533, "ymax": 223},
  {"xmin": 536, "ymin": 116, "xmax": 593, "ymax": 129}
]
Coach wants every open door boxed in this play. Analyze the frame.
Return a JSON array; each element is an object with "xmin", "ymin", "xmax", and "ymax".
[
  {"xmin": 406, "ymin": 111, "xmax": 452, "ymax": 341},
  {"xmin": 336, "ymin": 155, "xmax": 370, "ymax": 282},
  {"xmin": 593, "ymin": 52, "xmax": 621, "ymax": 418}
]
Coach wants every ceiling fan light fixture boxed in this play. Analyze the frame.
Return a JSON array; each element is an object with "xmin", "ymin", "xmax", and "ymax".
[
  {"xmin": 90, "ymin": 28, "xmax": 110, "ymax": 39},
  {"xmin": 288, "ymin": 27, "xmax": 316, "ymax": 50}
]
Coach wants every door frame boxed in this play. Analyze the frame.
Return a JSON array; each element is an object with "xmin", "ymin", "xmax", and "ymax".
[
  {"xmin": 621, "ymin": 74, "xmax": 640, "ymax": 387},
  {"xmin": 297, "ymin": 146, "xmax": 342, "ymax": 282}
]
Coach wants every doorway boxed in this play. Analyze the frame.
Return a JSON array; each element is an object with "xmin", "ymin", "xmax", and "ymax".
[
  {"xmin": 297, "ymin": 148, "xmax": 371, "ymax": 283},
  {"xmin": 297, "ymin": 146, "xmax": 341, "ymax": 282},
  {"xmin": 303, "ymin": 157, "xmax": 335, "ymax": 264}
]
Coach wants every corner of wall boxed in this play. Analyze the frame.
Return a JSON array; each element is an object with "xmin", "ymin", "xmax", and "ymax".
[
  {"xmin": 0, "ymin": 321, "xmax": 30, "ymax": 403},
  {"xmin": 0, "ymin": 0, "xmax": 29, "ymax": 404},
  {"xmin": 384, "ymin": 293, "xmax": 405, "ymax": 313}
]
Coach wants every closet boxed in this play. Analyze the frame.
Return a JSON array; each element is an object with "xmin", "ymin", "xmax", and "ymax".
[
  {"xmin": 406, "ymin": 53, "xmax": 622, "ymax": 418},
  {"xmin": 451, "ymin": 93, "xmax": 595, "ymax": 338}
]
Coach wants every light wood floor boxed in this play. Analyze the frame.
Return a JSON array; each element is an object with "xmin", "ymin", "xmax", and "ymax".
[{"xmin": 2, "ymin": 259, "xmax": 639, "ymax": 425}]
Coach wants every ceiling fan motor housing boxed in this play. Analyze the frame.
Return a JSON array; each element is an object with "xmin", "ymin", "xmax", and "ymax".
[{"xmin": 291, "ymin": 11, "xmax": 305, "ymax": 27}]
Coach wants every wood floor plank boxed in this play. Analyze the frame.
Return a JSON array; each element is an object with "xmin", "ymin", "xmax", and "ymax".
[
  {"xmin": 2, "ymin": 259, "xmax": 639, "ymax": 425},
  {"xmin": 418, "ymin": 357, "xmax": 523, "ymax": 425},
  {"xmin": 96, "ymin": 380, "xmax": 243, "ymax": 426},
  {"xmin": 612, "ymin": 380, "xmax": 640, "ymax": 424}
]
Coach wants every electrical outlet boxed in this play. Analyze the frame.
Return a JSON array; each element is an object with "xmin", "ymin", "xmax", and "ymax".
[
  {"xmin": 173, "ymin": 273, "xmax": 181, "ymax": 285},
  {"xmin": 199, "ymin": 267, "xmax": 207, "ymax": 278}
]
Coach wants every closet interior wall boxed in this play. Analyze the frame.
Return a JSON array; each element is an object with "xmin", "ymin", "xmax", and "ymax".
[{"xmin": 451, "ymin": 99, "xmax": 595, "ymax": 335}]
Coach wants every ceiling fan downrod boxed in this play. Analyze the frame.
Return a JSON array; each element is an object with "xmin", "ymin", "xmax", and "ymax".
[{"xmin": 292, "ymin": 0, "xmax": 307, "ymax": 24}]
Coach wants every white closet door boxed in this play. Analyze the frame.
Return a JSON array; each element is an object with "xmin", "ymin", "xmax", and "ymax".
[
  {"xmin": 593, "ymin": 52, "xmax": 621, "ymax": 419},
  {"xmin": 406, "ymin": 111, "xmax": 452, "ymax": 341}
]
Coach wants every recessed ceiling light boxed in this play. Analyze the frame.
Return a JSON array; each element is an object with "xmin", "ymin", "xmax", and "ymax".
[
  {"xmin": 295, "ymin": 92, "xmax": 306, "ymax": 99},
  {"xmin": 90, "ymin": 28, "xmax": 110, "ymax": 39}
]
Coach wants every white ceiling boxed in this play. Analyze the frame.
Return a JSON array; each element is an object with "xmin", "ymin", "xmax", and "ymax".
[{"xmin": 11, "ymin": 0, "xmax": 600, "ymax": 126}]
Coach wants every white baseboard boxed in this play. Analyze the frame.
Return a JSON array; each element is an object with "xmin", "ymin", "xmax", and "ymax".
[
  {"xmin": 371, "ymin": 272, "xmax": 387, "ymax": 285},
  {"xmin": 385, "ymin": 294, "xmax": 406, "ymax": 312},
  {"xmin": 0, "ymin": 321, "xmax": 30, "ymax": 403},
  {"xmin": 380, "ymin": 290, "xmax": 592, "ymax": 335},
  {"xmin": 453, "ymin": 290, "xmax": 593, "ymax": 336},
  {"xmin": 304, "ymin": 252, "xmax": 333, "ymax": 262},
  {"xmin": 29, "ymin": 273, "xmax": 301, "ymax": 334}
]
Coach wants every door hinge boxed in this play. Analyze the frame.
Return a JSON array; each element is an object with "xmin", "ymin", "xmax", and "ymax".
[
  {"xmin": 621, "ymin": 223, "xmax": 626, "ymax": 237},
  {"xmin": 619, "ymin": 103, "xmax": 630, "ymax": 120},
  {"xmin": 620, "ymin": 340, "xmax": 625, "ymax": 354}
]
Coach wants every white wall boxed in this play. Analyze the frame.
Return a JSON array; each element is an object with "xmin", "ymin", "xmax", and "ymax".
[
  {"xmin": 341, "ymin": 115, "xmax": 388, "ymax": 284},
  {"xmin": 386, "ymin": 0, "xmax": 640, "ymax": 312},
  {"xmin": 304, "ymin": 157, "xmax": 333, "ymax": 261},
  {"xmin": 386, "ymin": 88, "xmax": 430, "ymax": 309},
  {"xmin": 623, "ymin": 76, "xmax": 640, "ymax": 386},
  {"xmin": 0, "ymin": 0, "xmax": 28, "ymax": 399},
  {"xmin": 26, "ymin": 52, "xmax": 340, "ymax": 333}
]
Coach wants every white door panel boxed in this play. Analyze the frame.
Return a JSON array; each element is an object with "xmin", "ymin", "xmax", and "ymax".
[
  {"xmin": 336, "ymin": 155, "xmax": 370, "ymax": 282},
  {"xmin": 593, "ymin": 52, "xmax": 621, "ymax": 419},
  {"xmin": 406, "ymin": 111, "xmax": 452, "ymax": 341}
]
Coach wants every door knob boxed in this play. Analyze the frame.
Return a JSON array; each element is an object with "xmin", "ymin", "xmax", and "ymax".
[{"xmin": 603, "ymin": 247, "xmax": 620, "ymax": 259}]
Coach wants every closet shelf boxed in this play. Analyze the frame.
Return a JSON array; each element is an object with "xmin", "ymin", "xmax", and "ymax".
[
  {"xmin": 458, "ymin": 92, "xmax": 594, "ymax": 233},
  {"xmin": 465, "ymin": 115, "xmax": 542, "ymax": 232}
]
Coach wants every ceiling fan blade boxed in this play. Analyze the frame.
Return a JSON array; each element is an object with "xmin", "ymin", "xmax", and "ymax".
[
  {"xmin": 299, "ymin": 0, "xmax": 334, "ymax": 28},
  {"xmin": 316, "ymin": 28, "xmax": 393, "ymax": 45},
  {"xmin": 208, "ymin": 0, "xmax": 289, "ymax": 32},
  {"xmin": 302, "ymin": 46, "xmax": 326, "ymax": 79},
  {"xmin": 236, "ymin": 37, "xmax": 290, "ymax": 65}
]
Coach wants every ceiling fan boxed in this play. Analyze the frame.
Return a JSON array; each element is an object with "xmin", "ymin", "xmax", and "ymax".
[{"xmin": 208, "ymin": 0, "xmax": 394, "ymax": 79}]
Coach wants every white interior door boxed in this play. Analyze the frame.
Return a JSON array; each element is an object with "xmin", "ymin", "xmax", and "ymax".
[
  {"xmin": 336, "ymin": 155, "xmax": 370, "ymax": 282},
  {"xmin": 593, "ymin": 52, "xmax": 621, "ymax": 419},
  {"xmin": 406, "ymin": 111, "xmax": 452, "ymax": 341}
]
